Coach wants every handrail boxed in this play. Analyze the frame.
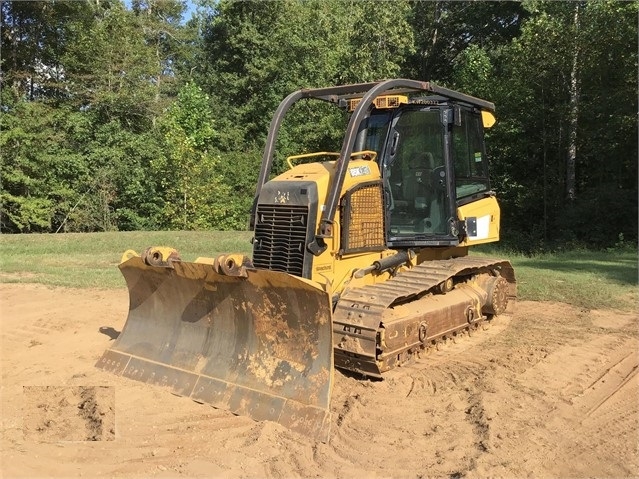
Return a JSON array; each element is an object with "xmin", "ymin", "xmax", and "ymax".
[
  {"xmin": 285, "ymin": 150, "xmax": 378, "ymax": 169},
  {"xmin": 349, "ymin": 150, "xmax": 378, "ymax": 161},
  {"xmin": 286, "ymin": 152, "xmax": 340, "ymax": 169}
]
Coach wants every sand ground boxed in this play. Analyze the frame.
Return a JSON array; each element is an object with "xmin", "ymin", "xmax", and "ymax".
[{"xmin": 1, "ymin": 283, "xmax": 637, "ymax": 478}]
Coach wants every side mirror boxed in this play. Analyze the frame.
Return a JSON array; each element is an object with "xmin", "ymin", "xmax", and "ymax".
[{"xmin": 481, "ymin": 111, "xmax": 496, "ymax": 128}]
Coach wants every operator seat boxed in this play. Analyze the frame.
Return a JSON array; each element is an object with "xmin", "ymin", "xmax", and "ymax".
[{"xmin": 402, "ymin": 151, "xmax": 434, "ymax": 212}]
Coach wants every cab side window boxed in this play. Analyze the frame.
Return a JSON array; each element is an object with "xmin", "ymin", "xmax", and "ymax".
[{"xmin": 453, "ymin": 110, "xmax": 490, "ymax": 200}]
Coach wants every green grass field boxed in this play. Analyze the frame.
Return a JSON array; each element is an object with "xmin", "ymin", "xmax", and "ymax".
[
  {"xmin": 1, "ymin": 231, "xmax": 636, "ymax": 311},
  {"xmin": 474, "ymin": 245, "xmax": 637, "ymax": 311},
  {"xmin": 0, "ymin": 231, "xmax": 253, "ymax": 289}
]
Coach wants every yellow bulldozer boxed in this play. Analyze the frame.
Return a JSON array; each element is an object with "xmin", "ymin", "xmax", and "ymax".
[{"xmin": 97, "ymin": 79, "xmax": 516, "ymax": 442}]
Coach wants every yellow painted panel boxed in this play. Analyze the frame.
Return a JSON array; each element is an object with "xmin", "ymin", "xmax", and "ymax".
[{"xmin": 457, "ymin": 196, "xmax": 501, "ymax": 246}]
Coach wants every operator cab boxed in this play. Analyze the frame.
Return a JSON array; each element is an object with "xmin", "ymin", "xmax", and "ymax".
[{"xmin": 354, "ymin": 98, "xmax": 492, "ymax": 248}]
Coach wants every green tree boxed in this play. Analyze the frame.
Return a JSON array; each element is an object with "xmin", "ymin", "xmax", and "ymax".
[
  {"xmin": 196, "ymin": 0, "xmax": 415, "ymax": 143},
  {"xmin": 187, "ymin": 0, "xmax": 417, "ymax": 227},
  {"xmin": 486, "ymin": 0, "xmax": 638, "ymax": 248},
  {"xmin": 1, "ymin": 1, "xmax": 190, "ymax": 232},
  {"xmin": 0, "ymin": 0, "xmax": 91, "ymax": 102},
  {"xmin": 2, "ymin": 0, "xmax": 635, "ymax": 246},
  {"xmin": 405, "ymin": 1, "xmax": 526, "ymax": 83},
  {"xmin": 0, "ymin": 100, "xmax": 90, "ymax": 232},
  {"xmin": 154, "ymin": 82, "xmax": 238, "ymax": 229}
]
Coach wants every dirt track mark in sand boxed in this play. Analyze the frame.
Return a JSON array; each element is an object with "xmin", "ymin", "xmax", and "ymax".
[
  {"xmin": 539, "ymin": 338, "xmax": 639, "ymax": 478},
  {"xmin": 23, "ymin": 386, "xmax": 115, "ymax": 441},
  {"xmin": 77, "ymin": 386, "xmax": 115, "ymax": 440},
  {"xmin": 320, "ymin": 304, "xmax": 638, "ymax": 479},
  {"xmin": 3, "ymin": 318, "xmax": 66, "ymax": 349},
  {"xmin": 581, "ymin": 349, "xmax": 638, "ymax": 417}
]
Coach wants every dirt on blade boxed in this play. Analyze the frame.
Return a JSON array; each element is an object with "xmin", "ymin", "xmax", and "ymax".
[{"xmin": 1, "ymin": 283, "xmax": 637, "ymax": 478}]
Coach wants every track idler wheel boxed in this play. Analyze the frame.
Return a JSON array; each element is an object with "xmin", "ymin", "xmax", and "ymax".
[
  {"xmin": 438, "ymin": 278, "xmax": 454, "ymax": 294},
  {"xmin": 483, "ymin": 275, "xmax": 510, "ymax": 316}
]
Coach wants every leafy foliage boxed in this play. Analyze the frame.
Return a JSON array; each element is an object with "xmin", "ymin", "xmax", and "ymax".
[
  {"xmin": 0, "ymin": 101, "xmax": 88, "ymax": 231},
  {"xmin": 1, "ymin": 0, "xmax": 636, "ymax": 250},
  {"xmin": 480, "ymin": 0, "xmax": 638, "ymax": 250},
  {"xmin": 154, "ymin": 82, "xmax": 232, "ymax": 230}
]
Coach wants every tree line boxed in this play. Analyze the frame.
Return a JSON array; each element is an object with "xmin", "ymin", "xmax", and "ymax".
[{"xmin": 1, "ymin": 0, "xmax": 636, "ymax": 251}]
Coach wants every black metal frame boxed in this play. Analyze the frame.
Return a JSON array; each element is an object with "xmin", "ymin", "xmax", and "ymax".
[{"xmin": 250, "ymin": 79, "xmax": 496, "ymax": 255}]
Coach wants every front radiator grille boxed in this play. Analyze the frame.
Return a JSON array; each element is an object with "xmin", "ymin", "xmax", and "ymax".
[{"xmin": 253, "ymin": 204, "xmax": 309, "ymax": 277}]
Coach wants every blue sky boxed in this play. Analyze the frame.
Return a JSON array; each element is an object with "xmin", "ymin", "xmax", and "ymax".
[
  {"xmin": 124, "ymin": 0, "xmax": 198, "ymax": 24},
  {"xmin": 182, "ymin": 0, "xmax": 197, "ymax": 22}
]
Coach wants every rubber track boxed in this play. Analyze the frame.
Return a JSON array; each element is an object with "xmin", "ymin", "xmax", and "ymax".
[{"xmin": 332, "ymin": 256, "xmax": 516, "ymax": 376}]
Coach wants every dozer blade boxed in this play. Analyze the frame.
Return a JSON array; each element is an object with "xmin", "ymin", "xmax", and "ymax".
[{"xmin": 96, "ymin": 256, "xmax": 334, "ymax": 441}]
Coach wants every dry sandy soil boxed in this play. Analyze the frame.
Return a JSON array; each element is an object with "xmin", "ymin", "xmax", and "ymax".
[{"xmin": 1, "ymin": 283, "xmax": 637, "ymax": 478}]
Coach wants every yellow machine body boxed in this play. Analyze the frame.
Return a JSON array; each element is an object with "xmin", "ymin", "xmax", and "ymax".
[{"xmin": 97, "ymin": 80, "xmax": 515, "ymax": 442}]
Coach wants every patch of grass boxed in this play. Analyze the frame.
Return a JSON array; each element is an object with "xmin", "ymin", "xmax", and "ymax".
[
  {"xmin": 0, "ymin": 231, "xmax": 253, "ymax": 288},
  {"xmin": 1, "ymin": 232, "xmax": 637, "ymax": 311},
  {"xmin": 473, "ymin": 246, "xmax": 638, "ymax": 311}
]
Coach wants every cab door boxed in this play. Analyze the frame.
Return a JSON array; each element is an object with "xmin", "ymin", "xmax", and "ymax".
[{"xmin": 382, "ymin": 107, "xmax": 458, "ymax": 247}]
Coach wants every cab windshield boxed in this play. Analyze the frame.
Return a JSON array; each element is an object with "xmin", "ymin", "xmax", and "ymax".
[{"xmin": 384, "ymin": 109, "xmax": 449, "ymax": 237}]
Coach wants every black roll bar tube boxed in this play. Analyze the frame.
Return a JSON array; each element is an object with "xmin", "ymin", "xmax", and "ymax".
[
  {"xmin": 250, "ymin": 79, "xmax": 496, "ymax": 250},
  {"xmin": 250, "ymin": 82, "xmax": 381, "ymax": 228},
  {"xmin": 317, "ymin": 79, "xmax": 432, "ymax": 243}
]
